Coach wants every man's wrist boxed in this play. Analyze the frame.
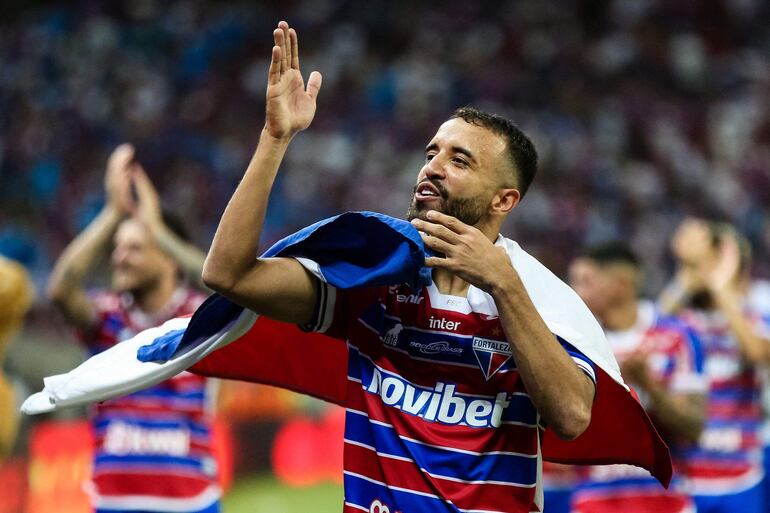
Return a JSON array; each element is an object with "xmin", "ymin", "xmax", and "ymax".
[
  {"xmin": 102, "ymin": 204, "xmax": 124, "ymax": 222},
  {"xmin": 489, "ymin": 267, "xmax": 525, "ymax": 301},
  {"xmin": 260, "ymin": 127, "xmax": 294, "ymax": 147}
]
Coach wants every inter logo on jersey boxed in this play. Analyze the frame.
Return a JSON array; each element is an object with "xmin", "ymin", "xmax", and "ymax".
[{"xmin": 472, "ymin": 337, "xmax": 511, "ymax": 380}]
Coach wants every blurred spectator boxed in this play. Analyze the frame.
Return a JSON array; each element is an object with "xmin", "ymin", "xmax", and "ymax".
[
  {"xmin": 0, "ymin": 0, "xmax": 768, "ymax": 297},
  {"xmin": 0, "ymin": 255, "xmax": 33, "ymax": 460}
]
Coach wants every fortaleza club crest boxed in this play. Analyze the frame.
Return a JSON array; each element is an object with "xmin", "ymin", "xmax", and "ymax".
[{"xmin": 472, "ymin": 336, "xmax": 511, "ymax": 380}]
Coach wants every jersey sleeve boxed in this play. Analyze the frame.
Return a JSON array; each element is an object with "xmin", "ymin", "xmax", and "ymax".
[
  {"xmin": 557, "ymin": 336, "xmax": 597, "ymax": 385},
  {"xmin": 300, "ymin": 277, "xmax": 340, "ymax": 335},
  {"xmin": 668, "ymin": 324, "xmax": 708, "ymax": 394},
  {"xmin": 297, "ymin": 264, "xmax": 381, "ymax": 341}
]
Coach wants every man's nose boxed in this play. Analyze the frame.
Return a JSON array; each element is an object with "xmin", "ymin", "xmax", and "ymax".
[
  {"xmin": 424, "ymin": 155, "xmax": 446, "ymax": 180},
  {"xmin": 112, "ymin": 247, "xmax": 127, "ymax": 266}
]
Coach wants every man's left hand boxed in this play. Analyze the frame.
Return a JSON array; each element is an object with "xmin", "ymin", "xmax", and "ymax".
[{"xmin": 411, "ymin": 211, "xmax": 514, "ymax": 294}]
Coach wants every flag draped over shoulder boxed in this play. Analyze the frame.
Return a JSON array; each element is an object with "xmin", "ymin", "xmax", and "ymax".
[{"xmin": 23, "ymin": 211, "xmax": 672, "ymax": 487}]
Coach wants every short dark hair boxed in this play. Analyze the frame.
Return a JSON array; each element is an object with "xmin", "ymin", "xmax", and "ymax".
[
  {"xmin": 450, "ymin": 106, "xmax": 538, "ymax": 197},
  {"xmin": 580, "ymin": 241, "xmax": 640, "ymax": 269}
]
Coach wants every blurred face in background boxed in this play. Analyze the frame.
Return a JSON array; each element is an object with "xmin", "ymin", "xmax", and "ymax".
[
  {"xmin": 569, "ymin": 258, "xmax": 634, "ymax": 319},
  {"xmin": 111, "ymin": 219, "xmax": 177, "ymax": 294},
  {"xmin": 407, "ymin": 118, "xmax": 512, "ymax": 226}
]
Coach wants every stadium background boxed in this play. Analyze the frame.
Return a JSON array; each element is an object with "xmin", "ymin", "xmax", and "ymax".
[{"xmin": 1, "ymin": 0, "xmax": 769, "ymax": 511}]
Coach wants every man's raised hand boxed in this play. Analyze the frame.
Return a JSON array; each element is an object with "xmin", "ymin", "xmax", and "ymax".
[{"xmin": 265, "ymin": 21, "xmax": 322, "ymax": 141}]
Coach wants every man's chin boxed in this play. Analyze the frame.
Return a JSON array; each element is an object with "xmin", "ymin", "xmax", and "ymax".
[
  {"xmin": 112, "ymin": 275, "xmax": 141, "ymax": 294},
  {"xmin": 406, "ymin": 202, "xmax": 443, "ymax": 222}
]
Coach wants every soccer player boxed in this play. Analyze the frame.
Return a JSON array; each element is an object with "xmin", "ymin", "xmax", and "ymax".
[
  {"xmin": 47, "ymin": 145, "xmax": 220, "ymax": 513},
  {"xmin": 202, "ymin": 21, "xmax": 598, "ymax": 513},
  {"xmin": 658, "ymin": 219, "xmax": 770, "ymax": 513},
  {"xmin": 568, "ymin": 242, "xmax": 706, "ymax": 513}
]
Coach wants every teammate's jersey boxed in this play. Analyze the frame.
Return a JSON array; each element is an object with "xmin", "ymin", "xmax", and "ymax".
[
  {"xmin": 571, "ymin": 300, "xmax": 705, "ymax": 513},
  {"xmin": 677, "ymin": 306, "xmax": 770, "ymax": 496},
  {"xmin": 82, "ymin": 287, "xmax": 220, "ymax": 512},
  {"xmin": 306, "ymin": 281, "xmax": 596, "ymax": 513}
]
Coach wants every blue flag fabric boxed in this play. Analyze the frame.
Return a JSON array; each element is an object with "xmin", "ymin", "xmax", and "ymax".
[{"xmin": 138, "ymin": 211, "xmax": 430, "ymax": 362}]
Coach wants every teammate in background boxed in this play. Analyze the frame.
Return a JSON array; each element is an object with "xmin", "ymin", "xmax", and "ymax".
[
  {"xmin": 749, "ymin": 281, "xmax": 770, "ymax": 509},
  {"xmin": 47, "ymin": 145, "xmax": 219, "ymax": 513},
  {"xmin": 658, "ymin": 219, "xmax": 770, "ymax": 513},
  {"xmin": 568, "ymin": 242, "xmax": 706, "ymax": 513},
  {"xmin": 0, "ymin": 255, "xmax": 34, "ymax": 460},
  {"xmin": 202, "ymin": 21, "xmax": 598, "ymax": 513}
]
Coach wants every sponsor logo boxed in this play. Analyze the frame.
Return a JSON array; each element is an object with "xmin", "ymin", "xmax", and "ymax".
[
  {"xmin": 389, "ymin": 285, "xmax": 424, "ymax": 304},
  {"xmin": 408, "ymin": 340, "xmax": 463, "ymax": 356},
  {"xmin": 472, "ymin": 336, "xmax": 512, "ymax": 380},
  {"xmin": 369, "ymin": 499, "xmax": 401, "ymax": 513},
  {"xmin": 382, "ymin": 324, "xmax": 403, "ymax": 347},
  {"xmin": 103, "ymin": 421, "xmax": 190, "ymax": 456},
  {"xmin": 428, "ymin": 316, "xmax": 461, "ymax": 331},
  {"xmin": 699, "ymin": 427, "xmax": 743, "ymax": 452},
  {"xmin": 589, "ymin": 464, "xmax": 650, "ymax": 481},
  {"xmin": 397, "ymin": 293, "xmax": 423, "ymax": 304},
  {"xmin": 363, "ymin": 366, "xmax": 510, "ymax": 428}
]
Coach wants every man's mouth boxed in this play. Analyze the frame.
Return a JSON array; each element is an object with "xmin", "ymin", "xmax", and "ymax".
[{"xmin": 413, "ymin": 181, "xmax": 444, "ymax": 202}]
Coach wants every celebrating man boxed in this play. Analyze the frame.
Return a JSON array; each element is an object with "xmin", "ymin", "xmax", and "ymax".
[{"xmin": 202, "ymin": 21, "xmax": 600, "ymax": 513}]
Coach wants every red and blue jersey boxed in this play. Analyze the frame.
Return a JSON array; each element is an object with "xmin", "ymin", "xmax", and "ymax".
[
  {"xmin": 307, "ymin": 281, "xmax": 596, "ymax": 513},
  {"xmin": 677, "ymin": 307, "xmax": 770, "ymax": 496},
  {"xmin": 571, "ymin": 301, "xmax": 705, "ymax": 513},
  {"xmin": 82, "ymin": 287, "xmax": 220, "ymax": 512}
]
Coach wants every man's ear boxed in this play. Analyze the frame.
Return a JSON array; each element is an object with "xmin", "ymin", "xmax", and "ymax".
[{"xmin": 491, "ymin": 188, "xmax": 521, "ymax": 215}]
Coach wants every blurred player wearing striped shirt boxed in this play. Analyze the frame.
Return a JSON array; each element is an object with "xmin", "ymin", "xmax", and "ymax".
[
  {"xmin": 659, "ymin": 220, "xmax": 770, "ymax": 513},
  {"xmin": 47, "ymin": 146, "xmax": 219, "ymax": 513},
  {"xmin": 568, "ymin": 242, "xmax": 706, "ymax": 513}
]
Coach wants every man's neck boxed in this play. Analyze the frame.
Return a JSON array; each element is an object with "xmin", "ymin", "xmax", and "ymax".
[
  {"xmin": 131, "ymin": 274, "xmax": 178, "ymax": 314},
  {"xmin": 601, "ymin": 297, "xmax": 639, "ymax": 331},
  {"xmin": 432, "ymin": 268, "xmax": 470, "ymax": 297}
]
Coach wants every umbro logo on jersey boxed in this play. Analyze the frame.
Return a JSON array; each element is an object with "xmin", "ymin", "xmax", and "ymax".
[
  {"xmin": 382, "ymin": 324, "xmax": 403, "ymax": 346},
  {"xmin": 472, "ymin": 336, "xmax": 512, "ymax": 380}
]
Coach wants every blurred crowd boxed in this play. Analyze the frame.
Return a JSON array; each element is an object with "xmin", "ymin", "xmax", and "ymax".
[
  {"xmin": 1, "ymin": 0, "xmax": 769, "ymax": 296},
  {"xmin": 1, "ymin": 1, "xmax": 770, "ymax": 512}
]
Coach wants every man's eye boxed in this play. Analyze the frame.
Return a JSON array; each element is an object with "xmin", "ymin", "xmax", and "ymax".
[
  {"xmin": 425, "ymin": 153, "xmax": 435, "ymax": 161},
  {"xmin": 452, "ymin": 158, "xmax": 467, "ymax": 166}
]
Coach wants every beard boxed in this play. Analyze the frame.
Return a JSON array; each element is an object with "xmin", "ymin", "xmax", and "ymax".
[
  {"xmin": 406, "ymin": 180, "xmax": 488, "ymax": 226},
  {"xmin": 112, "ymin": 269, "xmax": 161, "ymax": 297}
]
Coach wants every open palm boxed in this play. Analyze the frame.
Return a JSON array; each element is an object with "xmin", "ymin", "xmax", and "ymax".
[{"xmin": 265, "ymin": 21, "xmax": 322, "ymax": 140}]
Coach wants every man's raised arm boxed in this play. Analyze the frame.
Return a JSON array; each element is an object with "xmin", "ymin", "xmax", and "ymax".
[{"xmin": 202, "ymin": 21, "xmax": 323, "ymax": 325}]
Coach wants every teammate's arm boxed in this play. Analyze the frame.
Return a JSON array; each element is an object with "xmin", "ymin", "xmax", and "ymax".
[
  {"xmin": 621, "ymin": 354, "xmax": 705, "ymax": 443},
  {"xmin": 202, "ymin": 21, "xmax": 323, "ymax": 325},
  {"xmin": 706, "ymin": 233, "xmax": 770, "ymax": 365},
  {"xmin": 131, "ymin": 164, "xmax": 207, "ymax": 286},
  {"xmin": 47, "ymin": 144, "xmax": 135, "ymax": 329},
  {"xmin": 413, "ymin": 211, "xmax": 594, "ymax": 440}
]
